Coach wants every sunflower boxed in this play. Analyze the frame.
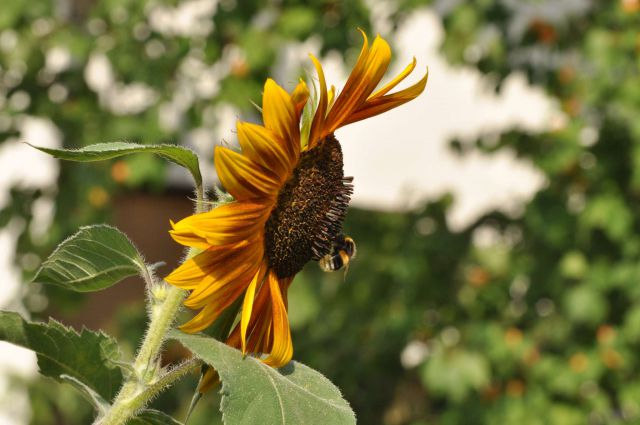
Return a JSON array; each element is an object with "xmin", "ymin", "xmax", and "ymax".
[{"xmin": 166, "ymin": 31, "xmax": 428, "ymax": 372}]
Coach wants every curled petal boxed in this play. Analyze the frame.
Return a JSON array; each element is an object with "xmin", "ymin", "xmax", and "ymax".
[
  {"xmin": 306, "ymin": 31, "xmax": 427, "ymax": 140},
  {"xmin": 240, "ymin": 260, "xmax": 269, "ymax": 353},
  {"xmin": 324, "ymin": 33, "xmax": 391, "ymax": 134},
  {"xmin": 344, "ymin": 67, "xmax": 429, "ymax": 125},
  {"xmin": 369, "ymin": 57, "xmax": 417, "ymax": 99},
  {"xmin": 167, "ymin": 219, "xmax": 210, "ymax": 250},
  {"xmin": 263, "ymin": 273, "xmax": 293, "ymax": 367}
]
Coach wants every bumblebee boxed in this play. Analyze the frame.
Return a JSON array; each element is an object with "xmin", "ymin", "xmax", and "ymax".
[{"xmin": 319, "ymin": 235, "xmax": 357, "ymax": 273}]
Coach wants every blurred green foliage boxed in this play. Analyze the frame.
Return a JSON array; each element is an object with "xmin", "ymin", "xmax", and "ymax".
[{"xmin": 3, "ymin": 0, "xmax": 640, "ymax": 424}]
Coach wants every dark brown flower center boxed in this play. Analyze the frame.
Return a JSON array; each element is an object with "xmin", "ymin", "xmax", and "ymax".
[{"xmin": 264, "ymin": 135, "xmax": 353, "ymax": 278}]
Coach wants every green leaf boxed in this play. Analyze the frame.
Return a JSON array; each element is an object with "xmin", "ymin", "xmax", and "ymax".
[
  {"xmin": 29, "ymin": 142, "xmax": 202, "ymax": 188},
  {"xmin": 130, "ymin": 410, "xmax": 184, "ymax": 425},
  {"xmin": 170, "ymin": 331, "xmax": 356, "ymax": 425},
  {"xmin": 33, "ymin": 225, "xmax": 145, "ymax": 292},
  {"xmin": 60, "ymin": 374, "xmax": 111, "ymax": 415},
  {"xmin": 0, "ymin": 311, "xmax": 123, "ymax": 400}
]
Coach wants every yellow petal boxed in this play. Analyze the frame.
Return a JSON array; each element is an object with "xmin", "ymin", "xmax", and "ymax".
[
  {"xmin": 237, "ymin": 122, "xmax": 294, "ymax": 179},
  {"xmin": 180, "ymin": 299, "xmax": 228, "ymax": 333},
  {"xmin": 328, "ymin": 85, "xmax": 336, "ymax": 109},
  {"xmin": 170, "ymin": 202, "xmax": 269, "ymax": 248},
  {"xmin": 179, "ymin": 261, "xmax": 257, "ymax": 334},
  {"xmin": 168, "ymin": 220, "xmax": 211, "ymax": 250},
  {"xmin": 215, "ymin": 146, "xmax": 280, "ymax": 201},
  {"xmin": 343, "ymin": 67, "xmax": 429, "ymax": 125},
  {"xmin": 165, "ymin": 239, "xmax": 258, "ymax": 299},
  {"xmin": 290, "ymin": 79, "xmax": 310, "ymax": 118},
  {"xmin": 262, "ymin": 79, "xmax": 299, "ymax": 161},
  {"xmin": 263, "ymin": 273, "xmax": 293, "ymax": 368},
  {"xmin": 164, "ymin": 246, "xmax": 231, "ymax": 289}
]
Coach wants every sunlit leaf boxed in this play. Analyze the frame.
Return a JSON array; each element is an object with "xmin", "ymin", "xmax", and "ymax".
[
  {"xmin": 170, "ymin": 331, "xmax": 356, "ymax": 425},
  {"xmin": 29, "ymin": 142, "xmax": 202, "ymax": 188},
  {"xmin": 33, "ymin": 225, "xmax": 145, "ymax": 292}
]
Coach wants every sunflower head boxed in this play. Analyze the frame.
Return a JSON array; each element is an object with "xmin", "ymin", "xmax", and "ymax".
[{"xmin": 166, "ymin": 31, "xmax": 428, "ymax": 372}]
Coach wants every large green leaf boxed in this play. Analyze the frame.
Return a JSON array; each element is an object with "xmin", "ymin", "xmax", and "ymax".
[
  {"xmin": 170, "ymin": 331, "xmax": 356, "ymax": 425},
  {"xmin": 33, "ymin": 225, "xmax": 145, "ymax": 292},
  {"xmin": 0, "ymin": 311, "xmax": 123, "ymax": 400},
  {"xmin": 130, "ymin": 410, "xmax": 184, "ymax": 425},
  {"xmin": 29, "ymin": 142, "xmax": 202, "ymax": 188}
]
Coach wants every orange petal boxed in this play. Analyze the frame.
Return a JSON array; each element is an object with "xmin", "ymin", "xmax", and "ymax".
[
  {"xmin": 178, "ymin": 262, "xmax": 258, "ymax": 333},
  {"xmin": 343, "ymin": 67, "xmax": 428, "ymax": 125},
  {"xmin": 164, "ymin": 245, "xmax": 233, "ymax": 289},
  {"xmin": 308, "ymin": 54, "xmax": 328, "ymax": 149},
  {"xmin": 240, "ymin": 260, "xmax": 268, "ymax": 353},
  {"xmin": 198, "ymin": 368, "xmax": 220, "ymax": 393},
  {"xmin": 324, "ymin": 33, "xmax": 391, "ymax": 134},
  {"xmin": 237, "ymin": 122, "xmax": 294, "ymax": 179},
  {"xmin": 263, "ymin": 272, "xmax": 293, "ymax": 367},
  {"xmin": 226, "ymin": 273, "xmax": 272, "ymax": 350},
  {"xmin": 170, "ymin": 202, "xmax": 270, "ymax": 248},
  {"xmin": 262, "ymin": 79, "xmax": 300, "ymax": 161},
  {"xmin": 183, "ymin": 242, "xmax": 263, "ymax": 308},
  {"xmin": 369, "ymin": 57, "xmax": 417, "ymax": 99},
  {"xmin": 215, "ymin": 146, "xmax": 280, "ymax": 201},
  {"xmin": 180, "ymin": 286, "xmax": 238, "ymax": 333}
]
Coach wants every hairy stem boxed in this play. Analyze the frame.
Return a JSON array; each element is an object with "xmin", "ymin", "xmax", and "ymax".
[
  {"xmin": 97, "ymin": 186, "xmax": 208, "ymax": 425},
  {"xmin": 97, "ymin": 284, "xmax": 187, "ymax": 425},
  {"xmin": 98, "ymin": 356, "xmax": 201, "ymax": 425},
  {"xmin": 195, "ymin": 184, "xmax": 206, "ymax": 214}
]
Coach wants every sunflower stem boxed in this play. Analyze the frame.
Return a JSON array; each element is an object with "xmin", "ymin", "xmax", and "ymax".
[
  {"xmin": 97, "ymin": 283, "xmax": 187, "ymax": 425},
  {"xmin": 96, "ymin": 355, "xmax": 200, "ymax": 425},
  {"xmin": 195, "ymin": 183, "xmax": 206, "ymax": 213},
  {"xmin": 98, "ymin": 186, "xmax": 206, "ymax": 425}
]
